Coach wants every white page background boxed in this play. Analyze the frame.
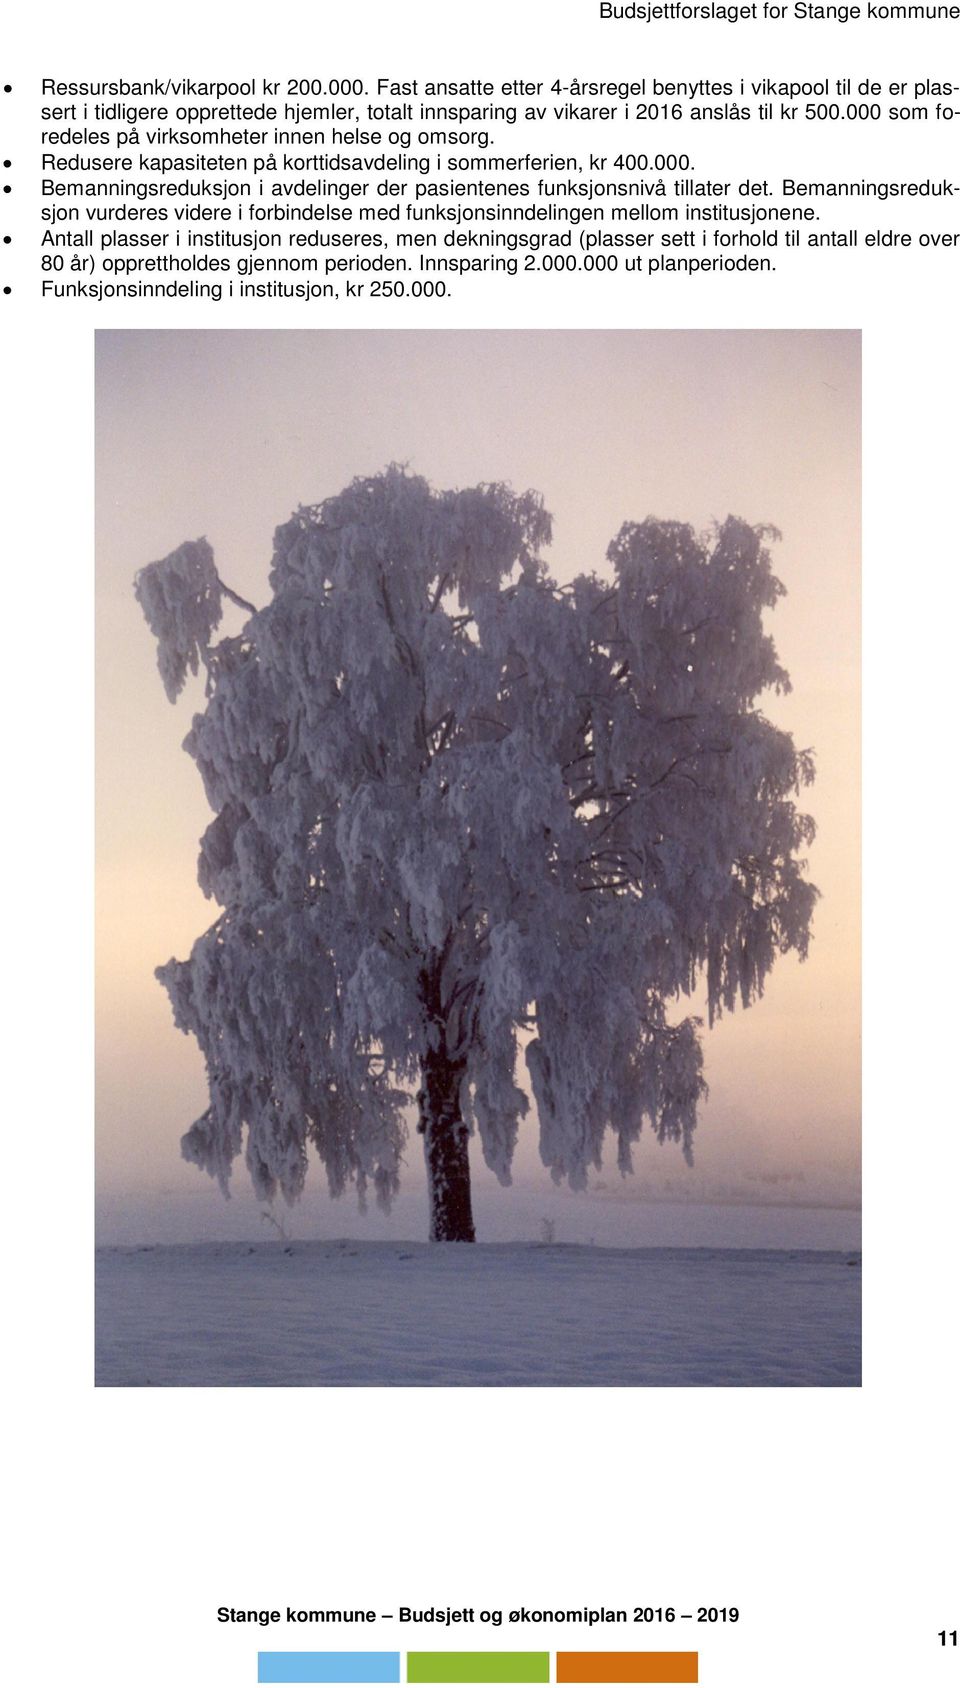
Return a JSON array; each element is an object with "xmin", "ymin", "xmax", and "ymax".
[{"xmin": 2, "ymin": 3, "xmax": 955, "ymax": 1685}]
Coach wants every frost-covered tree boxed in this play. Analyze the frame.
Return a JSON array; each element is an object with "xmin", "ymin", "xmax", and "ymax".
[{"xmin": 136, "ymin": 466, "xmax": 816, "ymax": 1243}]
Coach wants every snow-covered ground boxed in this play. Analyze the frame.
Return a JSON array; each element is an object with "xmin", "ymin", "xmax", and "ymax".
[{"xmin": 95, "ymin": 1241, "xmax": 860, "ymax": 1387}]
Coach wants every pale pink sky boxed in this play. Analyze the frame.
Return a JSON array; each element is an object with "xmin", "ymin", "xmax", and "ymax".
[{"xmin": 96, "ymin": 330, "xmax": 859, "ymax": 1241}]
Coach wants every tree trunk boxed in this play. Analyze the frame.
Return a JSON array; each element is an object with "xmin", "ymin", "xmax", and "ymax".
[{"xmin": 418, "ymin": 1048, "xmax": 476, "ymax": 1242}]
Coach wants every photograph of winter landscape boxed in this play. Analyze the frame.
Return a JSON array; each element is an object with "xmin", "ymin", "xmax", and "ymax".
[{"xmin": 96, "ymin": 329, "xmax": 860, "ymax": 1387}]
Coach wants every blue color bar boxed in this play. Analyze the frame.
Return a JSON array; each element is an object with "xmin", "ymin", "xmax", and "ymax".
[{"xmin": 259, "ymin": 1655, "xmax": 401, "ymax": 1685}]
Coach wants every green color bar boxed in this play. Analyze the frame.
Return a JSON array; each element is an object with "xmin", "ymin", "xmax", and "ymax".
[{"xmin": 407, "ymin": 1655, "xmax": 549, "ymax": 1684}]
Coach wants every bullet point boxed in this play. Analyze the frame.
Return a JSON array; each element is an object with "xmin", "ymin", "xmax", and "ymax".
[
  {"xmin": 2, "ymin": 160, "xmax": 10, "ymax": 167},
  {"xmin": 3, "ymin": 287, "xmax": 10, "ymax": 295},
  {"xmin": 2, "ymin": 236, "xmax": 9, "ymax": 244},
  {"xmin": 2, "ymin": 186, "xmax": 9, "ymax": 194},
  {"xmin": 3, "ymin": 85, "xmax": 11, "ymax": 93}
]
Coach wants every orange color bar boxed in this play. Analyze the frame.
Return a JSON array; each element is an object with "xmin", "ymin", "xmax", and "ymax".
[{"xmin": 557, "ymin": 1655, "xmax": 698, "ymax": 1685}]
